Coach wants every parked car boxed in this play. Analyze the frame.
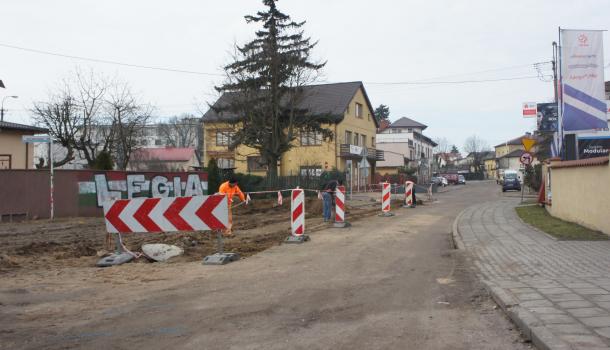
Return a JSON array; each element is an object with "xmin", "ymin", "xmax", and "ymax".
[
  {"xmin": 431, "ymin": 176, "xmax": 448, "ymax": 187},
  {"xmin": 502, "ymin": 171, "xmax": 521, "ymax": 192},
  {"xmin": 457, "ymin": 175, "xmax": 466, "ymax": 185},
  {"xmin": 439, "ymin": 173, "xmax": 459, "ymax": 185}
]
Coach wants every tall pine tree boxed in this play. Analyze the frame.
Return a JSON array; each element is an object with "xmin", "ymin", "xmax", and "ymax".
[{"xmin": 214, "ymin": 0, "xmax": 331, "ymax": 178}]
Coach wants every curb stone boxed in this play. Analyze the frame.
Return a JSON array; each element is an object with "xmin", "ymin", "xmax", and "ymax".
[{"xmin": 452, "ymin": 206, "xmax": 572, "ymax": 350}]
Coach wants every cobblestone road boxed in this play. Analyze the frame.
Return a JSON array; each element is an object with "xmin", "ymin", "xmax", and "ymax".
[{"xmin": 458, "ymin": 197, "xmax": 610, "ymax": 349}]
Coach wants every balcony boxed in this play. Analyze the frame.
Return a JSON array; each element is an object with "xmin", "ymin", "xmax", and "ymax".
[{"xmin": 339, "ymin": 144, "xmax": 384, "ymax": 161}]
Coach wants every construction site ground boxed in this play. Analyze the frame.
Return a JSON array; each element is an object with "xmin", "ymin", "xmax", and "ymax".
[{"xmin": 0, "ymin": 183, "xmax": 530, "ymax": 350}]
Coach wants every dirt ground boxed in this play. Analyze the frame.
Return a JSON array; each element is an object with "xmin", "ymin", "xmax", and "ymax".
[
  {"xmin": 0, "ymin": 182, "xmax": 531, "ymax": 350},
  {"xmin": 0, "ymin": 196, "xmax": 385, "ymax": 273}
]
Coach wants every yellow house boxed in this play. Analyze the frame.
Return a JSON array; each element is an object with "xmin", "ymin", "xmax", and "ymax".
[
  {"xmin": 0, "ymin": 121, "xmax": 48, "ymax": 169},
  {"xmin": 202, "ymin": 82, "xmax": 382, "ymax": 185}
]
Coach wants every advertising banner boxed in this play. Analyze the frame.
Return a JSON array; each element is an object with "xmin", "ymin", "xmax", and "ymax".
[
  {"xmin": 537, "ymin": 103, "xmax": 558, "ymax": 132},
  {"xmin": 578, "ymin": 135, "xmax": 610, "ymax": 159},
  {"xmin": 560, "ymin": 30, "xmax": 608, "ymax": 131}
]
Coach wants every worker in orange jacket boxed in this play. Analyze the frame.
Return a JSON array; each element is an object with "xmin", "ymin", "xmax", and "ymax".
[{"xmin": 217, "ymin": 177, "xmax": 246, "ymax": 236}]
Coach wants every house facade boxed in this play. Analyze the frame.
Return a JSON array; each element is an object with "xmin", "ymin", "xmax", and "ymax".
[
  {"xmin": 376, "ymin": 117, "xmax": 436, "ymax": 183},
  {"xmin": 0, "ymin": 121, "xmax": 48, "ymax": 169},
  {"xmin": 202, "ymin": 82, "xmax": 383, "ymax": 186}
]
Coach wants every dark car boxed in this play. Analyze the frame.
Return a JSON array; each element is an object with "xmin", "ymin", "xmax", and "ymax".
[{"xmin": 502, "ymin": 173, "xmax": 521, "ymax": 192}]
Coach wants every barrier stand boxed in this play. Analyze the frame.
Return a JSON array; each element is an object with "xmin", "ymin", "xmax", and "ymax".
[
  {"xmin": 285, "ymin": 188, "xmax": 310, "ymax": 243},
  {"xmin": 96, "ymin": 233, "xmax": 134, "ymax": 267},
  {"xmin": 402, "ymin": 181, "xmax": 414, "ymax": 208},
  {"xmin": 334, "ymin": 185, "xmax": 350, "ymax": 228},
  {"xmin": 204, "ymin": 195, "xmax": 240, "ymax": 265},
  {"xmin": 378, "ymin": 182, "xmax": 394, "ymax": 217},
  {"xmin": 203, "ymin": 230, "xmax": 240, "ymax": 265}
]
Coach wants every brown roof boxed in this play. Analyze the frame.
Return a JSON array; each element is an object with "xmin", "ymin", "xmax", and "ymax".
[
  {"xmin": 549, "ymin": 156, "xmax": 609, "ymax": 169},
  {"xmin": 0, "ymin": 121, "xmax": 48, "ymax": 133},
  {"xmin": 203, "ymin": 81, "xmax": 379, "ymax": 127}
]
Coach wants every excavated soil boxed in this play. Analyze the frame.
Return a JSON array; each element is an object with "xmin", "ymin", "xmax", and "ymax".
[{"xmin": 0, "ymin": 197, "xmax": 381, "ymax": 273}]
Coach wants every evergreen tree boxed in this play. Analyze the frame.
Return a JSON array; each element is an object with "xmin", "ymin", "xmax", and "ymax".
[
  {"xmin": 450, "ymin": 145, "xmax": 459, "ymax": 154},
  {"xmin": 214, "ymin": 0, "xmax": 331, "ymax": 178},
  {"xmin": 206, "ymin": 158, "xmax": 221, "ymax": 195},
  {"xmin": 374, "ymin": 104, "xmax": 390, "ymax": 121},
  {"xmin": 93, "ymin": 151, "xmax": 114, "ymax": 170}
]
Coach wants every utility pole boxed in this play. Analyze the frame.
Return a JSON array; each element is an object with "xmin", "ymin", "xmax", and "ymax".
[{"xmin": 552, "ymin": 42, "xmax": 558, "ymax": 103}]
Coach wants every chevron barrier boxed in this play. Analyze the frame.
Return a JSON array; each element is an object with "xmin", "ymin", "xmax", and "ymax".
[{"xmin": 103, "ymin": 195, "xmax": 229, "ymax": 233}]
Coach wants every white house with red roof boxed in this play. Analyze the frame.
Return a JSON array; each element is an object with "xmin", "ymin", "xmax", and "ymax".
[{"xmin": 127, "ymin": 147, "xmax": 199, "ymax": 172}]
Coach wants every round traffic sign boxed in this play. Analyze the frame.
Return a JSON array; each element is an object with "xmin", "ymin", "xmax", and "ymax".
[{"xmin": 520, "ymin": 152, "xmax": 533, "ymax": 165}]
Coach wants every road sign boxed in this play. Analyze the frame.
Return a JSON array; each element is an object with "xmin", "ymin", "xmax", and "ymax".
[
  {"xmin": 522, "ymin": 102, "xmax": 537, "ymax": 118},
  {"xmin": 103, "ymin": 195, "xmax": 229, "ymax": 233},
  {"xmin": 520, "ymin": 152, "xmax": 533, "ymax": 165},
  {"xmin": 521, "ymin": 137, "xmax": 536, "ymax": 152},
  {"xmin": 22, "ymin": 135, "xmax": 50, "ymax": 143}
]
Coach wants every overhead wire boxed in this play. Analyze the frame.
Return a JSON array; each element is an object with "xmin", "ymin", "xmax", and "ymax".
[{"xmin": 0, "ymin": 42, "xmax": 225, "ymax": 77}]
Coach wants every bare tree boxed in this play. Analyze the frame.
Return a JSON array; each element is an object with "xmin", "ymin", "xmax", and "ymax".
[
  {"xmin": 31, "ymin": 86, "xmax": 79, "ymax": 167},
  {"xmin": 157, "ymin": 114, "xmax": 200, "ymax": 148},
  {"xmin": 463, "ymin": 135, "xmax": 490, "ymax": 173},
  {"xmin": 31, "ymin": 68, "xmax": 152, "ymax": 169},
  {"xmin": 106, "ymin": 83, "xmax": 153, "ymax": 170}
]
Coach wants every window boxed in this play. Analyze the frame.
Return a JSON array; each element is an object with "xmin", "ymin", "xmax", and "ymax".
[
  {"xmin": 345, "ymin": 130, "xmax": 352, "ymax": 144},
  {"xmin": 141, "ymin": 139, "xmax": 148, "ymax": 146},
  {"xmin": 367, "ymin": 113, "xmax": 371, "ymax": 121},
  {"xmin": 371, "ymin": 137, "xmax": 375, "ymax": 147},
  {"xmin": 247, "ymin": 156, "xmax": 267, "ymax": 172},
  {"xmin": 391, "ymin": 128, "xmax": 401, "ymax": 134},
  {"xmin": 353, "ymin": 133, "xmax": 359, "ymax": 146},
  {"xmin": 217, "ymin": 158, "xmax": 235, "ymax": 169},
  {"xmin": 360, "ymin": 134, "xmax": 366, "ymax": 147},
  {"xmin": 216, "ymin": 131, "xmax": 234, "ymax": 146},
  {"xmin": 0, "ymin": 155, "xmax": 11, "ymax": 169},
  {"xmin": 155, "ymin": 139, "xmax": 163, "ymax": 146},
  {"xmin": 300, "ymin": 131, "xmax": 322, "ymax": 146},
  {"xmin": 300, "ymin": 166, "xmax": 322, "ymax": 177},
  {"xmin": 355, "ymin": 103, "xmax": 363, "ymax": 118}
]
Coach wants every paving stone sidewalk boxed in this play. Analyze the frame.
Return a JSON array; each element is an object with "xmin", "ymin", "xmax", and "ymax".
[{"xmin": 457, "ymin": 199, "xmax": 610, "ymax": 350}]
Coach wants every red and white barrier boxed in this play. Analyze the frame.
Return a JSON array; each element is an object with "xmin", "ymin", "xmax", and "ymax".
[
  {"xmin": 381, "ymin": 182, "xmax": 392, "ymax": 215},
  {"xmin": 404, "ymin": 181, "xmax": 414, "ymax": 207},
  {"xmin": 291, "ymin": 189, "xmax": 305, "ymax": 236},
  {"xmin": 103, "ymin": 195, "xmax": 229, "ymax": 233},
  {"xmin": 334, "ymin": 185, "xmax": 346, "ymax": 227}
]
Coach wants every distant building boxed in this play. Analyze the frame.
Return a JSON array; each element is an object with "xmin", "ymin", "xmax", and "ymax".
[
  {"xmin": 494, "ymin": 133, "xmax": 541, "ymax": 180},
  {"xmin": 127, "ymin": 147, "xmax": 199, "ymax": 172},
  {"xmin": 376, "ymin": 117, "xmax": 437, "ymax": 183},
  {"xmin": 0, "ymin": 121, "xmax": 48, "ymax": 169},
  {"xmin": 34, "ymin": 120, "xmax": 202, "ymax": 170}
]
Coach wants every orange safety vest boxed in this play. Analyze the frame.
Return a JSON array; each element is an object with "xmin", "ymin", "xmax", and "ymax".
[{"xmin": 218, "ymin": 181, "xmax": 245, "ymax": 204}]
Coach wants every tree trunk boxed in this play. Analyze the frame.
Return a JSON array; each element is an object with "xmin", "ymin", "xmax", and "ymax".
[{"xmin": 266, "ymin": 154, "xmax": 279, "ymax": 179}]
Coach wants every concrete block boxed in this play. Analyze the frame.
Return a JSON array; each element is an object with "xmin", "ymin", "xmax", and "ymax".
[
  {"xmin": 521, "ymin": 299, "xmax": 554, "ymax": 308},
  {"xmin": 547, "ymin": 323, "xmax": 592, "ymax": 335},
  {"xmin": 530, "ymin": 326, "xmax": 571, "ymax": 350},
  {"xmin": 536, "ymin": 313, "xmax": 577, "ymax": 324},
  {"xmin": 566, "ymin": 307, "xmax": 607, "ymax": 318},
  {"xmin": 547, "ymin": 293, "xmax": 585, "ymax": 302},
  {"xmin": 558, "ymin": 334, "xmax": 608, "ymax": 348},
  {"xmin": 580, "ymin": 316, "xmax": 610, "ymax": 328},
  {"xmin": 574, "ymin": 288, "xmax": 610, "ymax": 295},
  {"xmin": 593, "ymin": 327, "xmax": 610, "ymax": 339},
  {"xmin": 557, "ymin": 300, "xmax": 595, "ymax": 309}
]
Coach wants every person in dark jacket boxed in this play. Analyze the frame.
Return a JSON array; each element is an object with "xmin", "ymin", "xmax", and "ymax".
[{"xmin": 322, "ymin": 179, "xmax": 340, "ymax": 222}]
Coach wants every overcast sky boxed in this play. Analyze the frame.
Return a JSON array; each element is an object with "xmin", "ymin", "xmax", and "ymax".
[{"xmin": 1, "ymin": 0, "xmax": 609, "ymax": 150}]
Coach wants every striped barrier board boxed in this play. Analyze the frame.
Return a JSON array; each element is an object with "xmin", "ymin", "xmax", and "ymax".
[
  {"xmin": 379, "ymin": 182, "xmax": 394, "ymax": 217},
  {"xmin": 334, "ymin": 185, "xmax": 347, "ymax": 228},
  {"xmin": 404, "ymin": 181, "xmax": 414, "ymax": 207},
  {"xmin": 291, "ymin": 189, "xmax": 305, "ymax": 236},
  {"xmin": 103, "ymin": 195, "xmax": 229, "ymax": 233},
  {"xmin": 382, "ymin": 182, "xmax": 391, "ymax": 212}
]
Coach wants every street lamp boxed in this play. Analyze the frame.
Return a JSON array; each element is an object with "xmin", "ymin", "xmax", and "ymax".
[{"xmin": 1, "ymin": 95, "xmax": 18, "ymax": 122}]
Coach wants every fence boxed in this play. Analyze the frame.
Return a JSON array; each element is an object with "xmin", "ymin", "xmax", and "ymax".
[{"xmin": 0, "ymin": 169, "xmax": 208, "ymax": 221}]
